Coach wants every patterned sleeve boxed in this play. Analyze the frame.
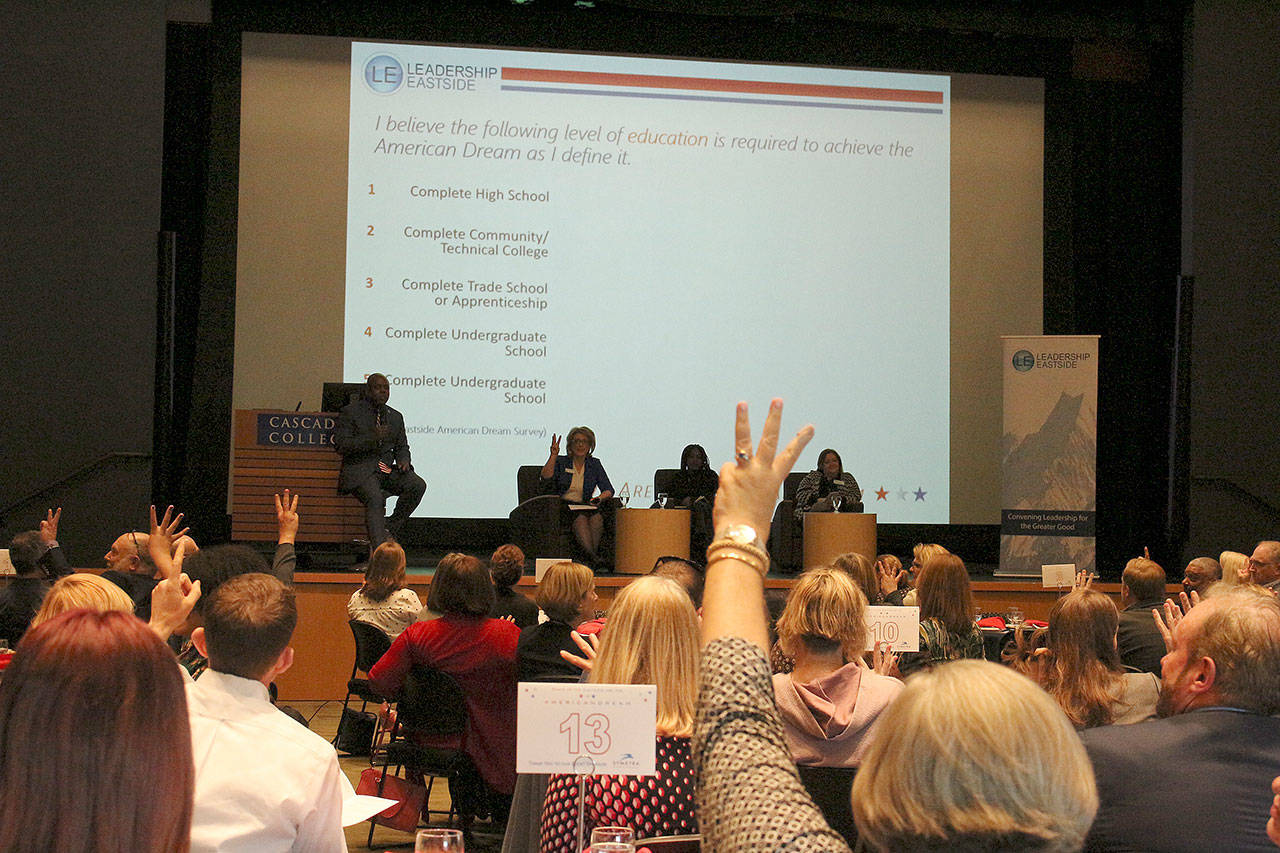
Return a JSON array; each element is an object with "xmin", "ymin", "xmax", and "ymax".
[
  {"xmin": 693, "ymin": 636, "xmax": 850, "ymax": 853},
  {"xmin": 793, "ymin": 471, "xmax": 821, "ymax": 521},
  {"xmin": 839, "ymin": 474, "xmax": 862, "ymax": 505}
]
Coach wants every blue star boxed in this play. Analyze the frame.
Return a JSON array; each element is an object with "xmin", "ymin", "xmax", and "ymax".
[{"xmin": 914, "ymin": 487, "xmax": 927, "ymax": 501}]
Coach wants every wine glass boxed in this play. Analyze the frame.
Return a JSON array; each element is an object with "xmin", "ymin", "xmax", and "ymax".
[
  {"xmin": 590, "ymin": 827, "xmax": 635, "ymax": 847},
  {"xmin": 831, "ymin": 494, "xmax": 843, "ymax": 512},
  {"xmin": 619, "ymin": 494, "xmax": 630, "ymax": 508},
  {"xmin": 416, "ymin": 828, "xmax": 464, "ymax": 852},
  {"xmin": 656, "ymin": 492, "xmax": 668, "ymax": 509}
]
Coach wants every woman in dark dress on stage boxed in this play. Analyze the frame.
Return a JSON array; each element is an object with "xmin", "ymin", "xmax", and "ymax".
[{"xmin": 665, "ymin": 443, "xmax": 718, "ymax": 558}]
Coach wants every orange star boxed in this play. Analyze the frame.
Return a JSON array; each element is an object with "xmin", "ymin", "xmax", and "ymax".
[{"xmin": 875, "ymin": 486, "xmax": 888, "ymax": 501}]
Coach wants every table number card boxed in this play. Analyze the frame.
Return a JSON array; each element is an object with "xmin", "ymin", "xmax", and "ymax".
[
  {"xmin": 517, "ymin": 683, "xmax": 657, "ymax": 775},
  {"xmin": 864, "ymin": 606, "xmax": 920, "ymax": 652},
  {"xmin": 1042, "ymin": 563, "xmax": 1076, "ymax": 588}
]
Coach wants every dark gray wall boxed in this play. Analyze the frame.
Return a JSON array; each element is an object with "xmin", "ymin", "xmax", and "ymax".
[
  {"xmin": 1184, "ymin": 0, "xmax": 1280, "ymax": 561},
  {"xmin": 0, "ymin": 1, "xmax": 165, "ymax": 557}
]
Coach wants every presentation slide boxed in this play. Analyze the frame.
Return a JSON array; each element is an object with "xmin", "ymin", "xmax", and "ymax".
[{"xmin": 342, "ymin": 42, "xmax": 951, "ymax": 520}]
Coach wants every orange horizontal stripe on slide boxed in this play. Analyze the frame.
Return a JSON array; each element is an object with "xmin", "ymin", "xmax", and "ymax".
[{"xmin": 501, "ymin": 67, "xmax": 944, "ymax": 104}]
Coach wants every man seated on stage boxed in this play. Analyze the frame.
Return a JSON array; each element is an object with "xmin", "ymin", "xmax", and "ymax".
[
  {"xmin": 186, "ymin": 573, "xmax": 347, "ymax": 852},
  {"xmin": 1081, "ymin": 585, "xmax": 1280, "ymax": 851},
  {"xmin": 334, "ymin": 372, "xmax": 426, "ymax": 546}
]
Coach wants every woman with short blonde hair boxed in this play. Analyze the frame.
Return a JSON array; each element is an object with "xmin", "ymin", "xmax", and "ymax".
[
  {"xmin": 540, "ymin": 575, "xmax": 699, "ymax": 849},
  {"xmin": 29, "ymin": 573, "xmax": 135, "ymax": 629},
  {"xmin": 1220, "ymin": 550, "xmax": 1250, "ymax": 585},
  {"xmin": 852, "ymin": 659, "xmax": 1098, "ymax": 852},
  {"xmin": 519, "ymin": 561, "xmax": 597, "ymax": 682},
  {"xmin": 772, "ymin": 568, "xmax": 902, "ymax": 769}
]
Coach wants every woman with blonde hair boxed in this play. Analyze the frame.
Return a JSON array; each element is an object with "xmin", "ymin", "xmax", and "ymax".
[
  {"xmin": 773, "ymin": 568, "xmax": 902, "ymax": 767},
  {"xmin": 897, "ymin": 552, "xmax": 983, "ymax": 676},
  {"xmin": 1221, "ymin": 550, "xmax": 1251, "ymax": 585},
  {"xmin": 517, "ymin": 561, "xmax": 596, "ymax": 681},
  {"xmin": 852, "ymin": 659, "xmax": 1098, "ymax": 851},
  {"xmin": 540, "ymin": 575, "xmax": 700, "ymax": 850},
  {"xmin": 1036, "ymin": 588, "xmax": 1158, "ymax": 728},
  {"xmin": 347, "ymin": 540, "xmax": 422, "ymax": 638},
  {"xmin": 29, "ymin": 573, "xmax": 135, "ymax": 629}
]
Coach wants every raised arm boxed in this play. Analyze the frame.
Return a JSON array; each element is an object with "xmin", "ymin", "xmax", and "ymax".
[
  {"xmin": 695, "ymin": 400, "xmax": 849, "ymax": 853},
  {"xmin": 540, "ymin": 433, "xmax": 561, "ymax": 480}
]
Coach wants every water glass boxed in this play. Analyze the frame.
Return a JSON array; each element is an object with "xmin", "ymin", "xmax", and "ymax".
[
  {"xmin": 416, "ymin": 828, "xmax": 464, "ymax": 853},
  {"xmin": 1005, "ymin": 606, "xmax": 1024, "ymax": 628},
  {"xmin": 656, "ymin": 492, "xmax": 668, "ymax": 509},
  {"xmin": 618, "ymin": 495, "xmax": 630, "ymax": 508},
  {"xmin": 590, "ymin": 827, "xmax": 635, "ymax": 846},
  {"xmin": 831, "ymin": 494, "xmax": 843, "ymax": 512},
  {"xmin": 589, "ymin": 844, "xmax": 634, "ymax": 853}
]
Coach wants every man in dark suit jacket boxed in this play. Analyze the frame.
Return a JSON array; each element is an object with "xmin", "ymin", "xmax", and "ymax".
[
  {"xmin": 334, "ymin": 373, "xmax": 426, "ymax": 546},
  {"xmin": 1115, "ymin": 556, "xmax": 1167, "ymax": 675},
  {"xmin": 1081, "ymin": 586, "xmax": 1280, "ymax": 852}
]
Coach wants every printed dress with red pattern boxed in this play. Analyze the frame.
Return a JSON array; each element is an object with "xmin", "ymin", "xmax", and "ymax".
[{"xmin": 538, "ymin": 735, "xmax": 696, "ymax": 852}]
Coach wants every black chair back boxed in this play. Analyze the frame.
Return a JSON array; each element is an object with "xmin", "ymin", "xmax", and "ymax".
[
  {"xmin": 653, "ymin": 468, "xmax": 679, "ymax": 498},
  {"xmin": 782, "ymin": 471, "xmax": 806, "ymax": 501},
  {"xmin": 398, "ymin": 665, "xmax": 467, "ymax": 737},
  {"xmin": 349, "ymin": 619, "xmax": 392, "ymax": 674},
  {"xmin": 517, "ymin": 465, "xmax": 545, "ymax": 503},
  {"xmin": 795, "ymin": 764, "xmax": 858, "ymax": 848}
]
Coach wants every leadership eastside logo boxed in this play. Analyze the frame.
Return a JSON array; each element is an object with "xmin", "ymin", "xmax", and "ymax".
[
  {"xmin": 364, "ymin": 54, "xmax": 404, "ymax": 94},
  {"xmin": 1012, "ymin": 349, "xmax": 1035, "ymax": 372}
]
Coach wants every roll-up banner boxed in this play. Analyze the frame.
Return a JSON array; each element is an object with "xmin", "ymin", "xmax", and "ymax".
[{"xmin": 998, "ymin": 336, "xmax": 1099, "ymax": 577}]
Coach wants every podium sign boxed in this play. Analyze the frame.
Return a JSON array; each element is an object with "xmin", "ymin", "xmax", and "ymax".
[{"xmin": 517, "ymin": 683, "xmax": 657, "ymax": 775}]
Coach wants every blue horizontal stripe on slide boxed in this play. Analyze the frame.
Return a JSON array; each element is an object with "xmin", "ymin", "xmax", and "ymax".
[{"xmin": 499, "ymin": 84, "xmax": 945, "ymax": 114}]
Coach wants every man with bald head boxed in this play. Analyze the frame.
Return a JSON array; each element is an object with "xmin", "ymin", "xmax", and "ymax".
[
  {"xmin": 1249, "ymin": 541, "xmax": 1280, "ymax": 592},
  {"xmin": 1081, "ymin": 586, "xmax": 1280, "ymax": 851},
  {"xmin": 1181, "ymin": 556, "xmax": 1222, "ymax": 596},
  {"xmin": 101, "ymin": 529, "xmax": 160, "ymax": 620},
  {"xmin": 334, "ymin": 372, "xmax": 426, "ymax": 547}
]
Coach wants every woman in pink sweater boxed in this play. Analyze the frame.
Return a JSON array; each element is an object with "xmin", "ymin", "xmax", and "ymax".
[{"xmin": 772, "ymin": 567, "xmax": 903, "ymax": 767}]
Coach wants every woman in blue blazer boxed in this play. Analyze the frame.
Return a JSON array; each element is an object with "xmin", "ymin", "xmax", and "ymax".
[{"xmin": 540, "ymin": 426, "xmax": 614, "ymax": 566}]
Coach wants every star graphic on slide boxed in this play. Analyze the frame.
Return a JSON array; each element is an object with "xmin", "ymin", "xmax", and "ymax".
[
  {"xmin": 914, "ymin": 487, "xmax": 927, "ymax": 501},
  {"xmin": 875, "ymin": 486, "xmax": 888, "ymax": 501},
  {"xmin": 897, "ymin": 488, "xmax": 909, "ymax": 501}
]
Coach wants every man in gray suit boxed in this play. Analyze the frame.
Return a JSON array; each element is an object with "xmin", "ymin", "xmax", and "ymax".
[{"xmin": 334, "ymin": 373, "xmax": 426, "ymax": 546}]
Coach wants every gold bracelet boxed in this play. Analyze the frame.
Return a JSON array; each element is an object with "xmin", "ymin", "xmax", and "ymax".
[
  {"xmin": 706, "ymin": 537, "xmax": 770, "ymax": 567},
  {"xmin": 706, "ymin": 549, "xmax": 768, "ymax": 577}
]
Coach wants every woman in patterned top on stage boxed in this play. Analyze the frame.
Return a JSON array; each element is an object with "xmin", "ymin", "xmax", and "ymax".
[{"xmin": 538, "ymin": 575, "xmax": 700, "ymax": 852}]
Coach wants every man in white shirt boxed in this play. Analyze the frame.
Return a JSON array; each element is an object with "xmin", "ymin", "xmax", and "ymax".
[{"xmin": 186, "ymin": 573, "xmax": 348, "ymax": 852}]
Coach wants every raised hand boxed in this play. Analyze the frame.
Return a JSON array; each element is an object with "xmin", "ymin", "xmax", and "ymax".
[
  {"xmin": 877, "ymin": 559, "xmax": 907, "ymax": 598},
  {"xmin": 872, "ymin": 640, "xmax": 899, "ymax": 676},
  {"xmin": 149, "ymin": 505, "xmax": 189, "ymax": 578},
  {"xmin": 39, "ymin": 507, "xmax": 62, "ymax": 544},
  {"xmin": 713, "ymin": 399, "xmax": 814, "ymax": 539},
  {"xmin": 275, "ymin": 489, "xmax": 300, "ymax": 544},
  {"xmin": 1267, "ymin": 775, "xmax": 1280, "ymax": 847},
  {"xmin": 549, "ymin": 433, "xmax": 561, "ymax": 457},
  {"xmin": 559, "ymin": 630, "xmax": 599, "ymax": 673},
  {"xmin": 1152, "ymin": 590, "xmax": 1199, "ymax": 651},
  {"xmin": 147, "ymin": 539, "xmax": 201, "ymax": 641},
  {"xmin": 1073, "ymin": 569, "xmax": 1094, "ymax": 591}
]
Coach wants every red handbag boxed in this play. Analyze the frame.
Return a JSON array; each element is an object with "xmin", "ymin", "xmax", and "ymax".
[{"xmin": 356, "ymin": 767, "xmax": 427, "ymax": 833}]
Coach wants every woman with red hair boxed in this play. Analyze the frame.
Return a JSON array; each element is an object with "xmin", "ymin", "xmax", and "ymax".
[{"xmin": 0, "ymin": 609, "xmax": 194, "ymax": 852}]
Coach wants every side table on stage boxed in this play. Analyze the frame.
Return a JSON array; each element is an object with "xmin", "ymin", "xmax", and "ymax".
[
  {"xmin": 802, "ymin": 513, "xmax": 877, "ymax": 569},
  {"xmin": 614, "ymin": 508, "xmax": 691, "ymax": 575}
]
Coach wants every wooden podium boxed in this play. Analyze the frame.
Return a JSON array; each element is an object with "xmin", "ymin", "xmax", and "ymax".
[
  {"xmin": 614, "ymin": 508, "xmax": 691, "ymax": 574},
  {"xmin": 802, "ymin": 513, "xmax": 877, "ymax": 569},
  {"xmin": 230, "ymin": 410, "xmax": 365, "ymax": 542}
]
